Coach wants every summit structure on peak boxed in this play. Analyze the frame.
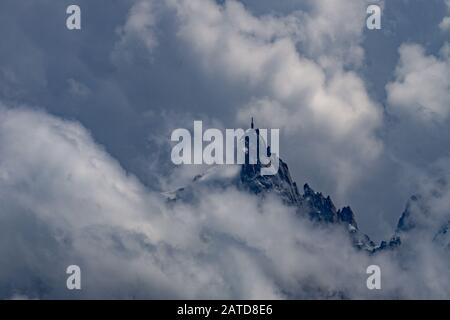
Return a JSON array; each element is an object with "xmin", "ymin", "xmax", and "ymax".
[{"xmin": 243, "ymin": 118, "xmax": 273, "ymax": 170}]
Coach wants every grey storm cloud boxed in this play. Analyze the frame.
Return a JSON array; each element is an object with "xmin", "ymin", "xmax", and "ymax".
[{"xmin": 1, "ymin": 0, "xmax": 450, "ymax": 298}]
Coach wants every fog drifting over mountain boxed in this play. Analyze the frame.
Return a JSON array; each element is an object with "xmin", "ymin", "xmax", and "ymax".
[
  {"xmin": 1, "ymin": 0, "xmax": 450, "ymax": 299},
  {"xmin": 1, "ymin": 107, "xmax": 450, "ymax": 299}
]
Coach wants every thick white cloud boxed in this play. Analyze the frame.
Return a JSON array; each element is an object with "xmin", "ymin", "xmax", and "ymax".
[
  {"xmin": 111, "ymin": 0, "xmax": 159, "ymax": 63},
  {"xmin": 163, "ymin": 0, "xmax": 383, "ymax": 196},
  {"xmin": 440, "ymin": 17, "xmax": 450, "ymax": 31},
  {"xmin": 1, "ymin": 107, "xmax": 450, "ymax": 299},
  {"xmin": 2, "ymin": 0, "xmax": 450, "ymax": 299},
  {"xmin": 294, "ymin": 0, "xmax": 376, "ymax": 68},
  {"xmin": 387, "ymin": 44, "xmax": 450, "ymax": 122},
  {"xmin": 0, "ymin": 106, "xmax": 370, "ymax": 298},
  {"xmin": 440, "ymin": 0, "xmax": 450, "ymax": 31}
]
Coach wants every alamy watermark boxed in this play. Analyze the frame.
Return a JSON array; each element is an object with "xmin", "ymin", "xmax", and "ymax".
[
  {"xmin": 366, "ymin": 5, "xmax": 381, "ymax": 30},
  {"xmin": 66, "ymin": 5, "xmax": 81, "ymax": 30},
  {"xmin": 366, "ymin": 265, "xmax": 381, "ymax": 290},
  {"xmin": 170, "ymin": 119, "xmax": 280, "ymax": 176},
  {"xmin": 65, "ymin": 4, "xmax": 379, "ymax": 31},
  {"xmin": 66, "ymin": 265, "xmax": 81, "ymax": 290}
]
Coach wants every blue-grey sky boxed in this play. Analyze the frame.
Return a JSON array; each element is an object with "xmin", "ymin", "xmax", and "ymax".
[
  {"xmin": 1, "ymin": 0, "xmax": 450, "ymax": 240},
  {"xmin": 1, "ymin": 0, "xmax": 450, "ymax": 299},
  {"xmin": 1, "ymin": 1, "xmax": 449, "ymax": 240}
]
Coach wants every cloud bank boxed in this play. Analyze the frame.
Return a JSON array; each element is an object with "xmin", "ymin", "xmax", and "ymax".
[
  {"xmin": 1, "ymin": 106, "xmax": 450, "ymax": 299},
  {"xmin": 164, "ymin": 0, "xmax": 383, "ymax": 197},
  {"xmin": 1, "ymin": 0, "xmax": 450, "ymax": 299},
  {"xmin": 387, "ymin": 43, "xmax": 450, "ymax": 122}
]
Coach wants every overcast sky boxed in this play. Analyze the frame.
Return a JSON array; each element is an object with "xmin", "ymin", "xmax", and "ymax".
[{"xmin": 1, "ymin": 0, "xmax": 450, "ymax": 298}]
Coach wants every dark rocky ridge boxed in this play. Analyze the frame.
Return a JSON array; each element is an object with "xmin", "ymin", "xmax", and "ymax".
[
  {"xmin": 167, "ymin": 123, "xmax": 450, "ymax": 254},
  {"xmin": 238, "ymin": 160, "xmax": 378, "ymax": 252}
]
